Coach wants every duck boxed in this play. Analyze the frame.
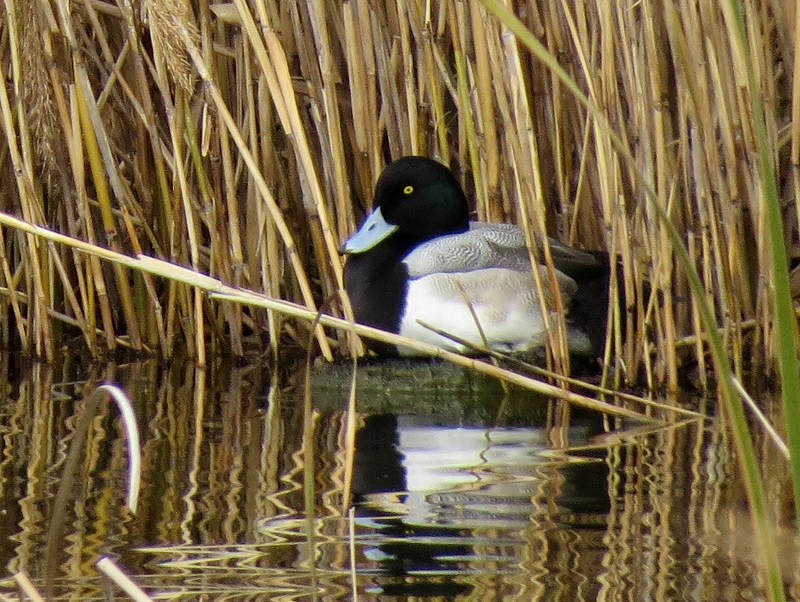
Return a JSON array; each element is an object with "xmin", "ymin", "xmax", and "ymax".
[{"xmin": 341, "ymin": 156, "xmax": 612, "ymax": 357}]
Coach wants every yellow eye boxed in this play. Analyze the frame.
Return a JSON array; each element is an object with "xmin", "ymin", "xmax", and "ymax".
[{"xmin": 403, "ymin": 185, "xmax": 414, "ymax": 195}]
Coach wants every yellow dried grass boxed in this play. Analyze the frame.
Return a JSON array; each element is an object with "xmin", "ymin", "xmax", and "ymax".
[{"xmin": 0, "ymin": 1, "xmax": 794, "ymax": 391}]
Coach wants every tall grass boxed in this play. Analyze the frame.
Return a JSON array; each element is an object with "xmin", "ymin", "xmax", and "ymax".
[{"xmin": 0, "ymin": 0, "xmax": 796, "ymax": 387}]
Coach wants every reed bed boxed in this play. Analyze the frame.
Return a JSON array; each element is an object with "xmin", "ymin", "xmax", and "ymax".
[{"xmin": 0, "ymin": 0, "xmax": 796, "ymax": 388}]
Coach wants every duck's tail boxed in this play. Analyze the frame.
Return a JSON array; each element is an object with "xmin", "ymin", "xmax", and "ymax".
[{"xmin": 566, "ymin": 251, "xmax": 622, "ymax": 358}]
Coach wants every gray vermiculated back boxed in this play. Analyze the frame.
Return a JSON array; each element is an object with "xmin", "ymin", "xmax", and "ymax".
[
  {"xmin": 403, "ymin": 222, "xmax": 531, "ymax": 278},
  {"xmin": 403, "ymin": 222, "xmax": 602, "ymax": 280}
]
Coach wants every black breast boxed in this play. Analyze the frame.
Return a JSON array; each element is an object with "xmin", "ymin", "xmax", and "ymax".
[{"xmin": 344, "ymin": 242, "xmax": 411, "ymax": 355}]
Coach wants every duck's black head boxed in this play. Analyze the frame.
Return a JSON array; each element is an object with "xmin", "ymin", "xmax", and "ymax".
[
  {"xmin": 373, "ymin": 156, "xmax": 470, "ymax": 241},
  {"xmin": 341, "ymin": 156, "xmax": 471, "ymax": 255}
]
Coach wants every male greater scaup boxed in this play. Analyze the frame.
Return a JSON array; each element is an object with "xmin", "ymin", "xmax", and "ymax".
[{"xmin": 341, "ymin": 156, "xmax": 612, "ymax": 356}]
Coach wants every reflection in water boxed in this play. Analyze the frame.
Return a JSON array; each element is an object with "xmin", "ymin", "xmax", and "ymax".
[
  {"xmin": 0, "ymin": 352, "xmax": 796, "ymax": 601},
  {"xmin": 349, "ymin": 414, "xmax": 609, "ymax": 598}
]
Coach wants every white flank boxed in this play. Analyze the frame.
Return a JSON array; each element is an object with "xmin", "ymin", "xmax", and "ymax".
[{"xmin": 398, "ymin": 268, "xmax": 550, "ymax": 354}]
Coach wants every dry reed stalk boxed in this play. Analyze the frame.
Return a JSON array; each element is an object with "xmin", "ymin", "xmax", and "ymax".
[
  {"xmin": 181, "ymin": 15, "xmax": 335, "ymax": 359},
  {"xmin": 0, "ymin": 284, "xmax": 140, "ymax": 349},
  {"xmin": 97, "ymin": 558, "xmax": 155, "ymax": 602},
  {"xmin": 0, "ymin": 227, "xmax": 27, "ymax": 347},
  {"xmin": 17, "ymin": 0, "xmax": 61, "ymax": 193},
  {"xmin": 2, "ymin": 0, "xmax": 52, "ymax": 359},
  {"xmin": 77, "ymin": 73, "xmax": 145, "ymax": 351}
]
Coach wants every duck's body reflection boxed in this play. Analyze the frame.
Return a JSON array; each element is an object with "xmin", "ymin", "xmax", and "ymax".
[{"xmin": 351, "ymin": 413, "xmax": 611, "ymax": 597}]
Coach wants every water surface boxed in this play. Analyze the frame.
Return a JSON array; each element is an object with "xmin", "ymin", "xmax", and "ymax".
[{"xmin": 0, "ymin": 353, "xmax": 793, "ymax": 600}]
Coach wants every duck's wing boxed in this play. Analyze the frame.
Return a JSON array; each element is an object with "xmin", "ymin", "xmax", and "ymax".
[
  {"xmin": 403, "ymin": 223, "xmax": 529, "ymax": 278},
  {"xmin": 404, "ymin": 221, "xmax": 605, "ymax": 280}
]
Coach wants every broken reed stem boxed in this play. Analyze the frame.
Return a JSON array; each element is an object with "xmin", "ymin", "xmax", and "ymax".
[
  {"xmin": 0, "ymin": 1, "xmax": 794, "ymax": 389},
  {"xmin": 14, "ymin": 571, "xmax": 46, "ymax": 602},
  {"xmin": 97, "ymin": 558, "xmax": 155, "ymax": 602}
]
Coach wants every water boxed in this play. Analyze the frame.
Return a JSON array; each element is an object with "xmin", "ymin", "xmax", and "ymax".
[{"xmin": 0, "ymin": 353, "xmax": 795, "ymax": 600}]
